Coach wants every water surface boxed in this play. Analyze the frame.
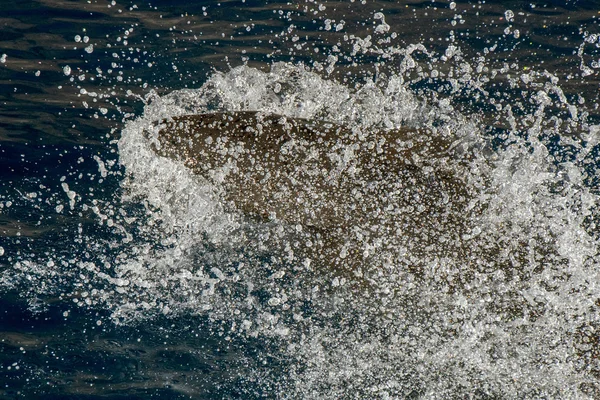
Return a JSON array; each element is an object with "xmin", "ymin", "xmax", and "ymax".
[{"xmin": 2, "ymin": 1, "xmax": 600, "ymax": 398}]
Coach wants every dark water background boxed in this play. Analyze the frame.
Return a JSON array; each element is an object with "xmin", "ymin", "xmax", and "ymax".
[{"xmin": 1, "ymin": 0, "xmax": 600, "ymax": 398}]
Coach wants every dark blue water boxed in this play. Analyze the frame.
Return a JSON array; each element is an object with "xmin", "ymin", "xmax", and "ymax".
[{"xmin": 2, "ymin": 1, "xmax": 600, "ymax": 398}]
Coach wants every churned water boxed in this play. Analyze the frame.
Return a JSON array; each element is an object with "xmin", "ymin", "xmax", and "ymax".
[{"xmin": 2, "ymin": 0, "xmax": 600, "ymax": 398}]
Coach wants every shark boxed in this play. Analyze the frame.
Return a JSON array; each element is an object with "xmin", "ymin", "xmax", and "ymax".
[{"xmin": 150, "ymin": 111, "xmax": 487, "ymax": 285}]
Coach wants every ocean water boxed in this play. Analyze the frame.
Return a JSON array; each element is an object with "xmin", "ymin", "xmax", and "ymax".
[{"xmin": 2, "ymin": 0, "xmax": 600, "ymax": 399}]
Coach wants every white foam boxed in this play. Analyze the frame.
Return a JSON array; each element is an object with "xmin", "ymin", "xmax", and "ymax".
[{"xmin": 111, "ymin": 61, "xmax": 600, "ymax": 396}]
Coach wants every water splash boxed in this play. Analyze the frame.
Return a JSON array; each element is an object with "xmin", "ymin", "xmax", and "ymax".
[{"xmin": 2, "ymin": 4, "xmax": 600, "ymax": 398}]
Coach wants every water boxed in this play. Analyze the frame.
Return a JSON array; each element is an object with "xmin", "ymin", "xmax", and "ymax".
[{"xmin": 2, "ymin": 0, "xmax": 600, "ymax": 398}]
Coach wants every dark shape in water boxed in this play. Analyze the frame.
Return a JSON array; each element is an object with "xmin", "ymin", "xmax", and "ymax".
[{"xmin": 153, "ymin": 112, "xmax": 482, "ymax": 281}]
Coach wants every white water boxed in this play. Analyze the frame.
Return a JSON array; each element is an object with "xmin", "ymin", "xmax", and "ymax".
[{"xmin": 112, "ymin": 60, "xmax": 600, "ymax": 397}]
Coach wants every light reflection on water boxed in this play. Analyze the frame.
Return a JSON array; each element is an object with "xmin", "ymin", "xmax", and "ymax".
[{"xmin": 1, "ymin": 0, "xmax": 600, "ymax": 398}]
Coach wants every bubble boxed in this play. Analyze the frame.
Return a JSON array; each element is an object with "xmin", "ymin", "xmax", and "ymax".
[{"xmin": 268, "ymin": 297, "xmax": 281, "ymax": 306}]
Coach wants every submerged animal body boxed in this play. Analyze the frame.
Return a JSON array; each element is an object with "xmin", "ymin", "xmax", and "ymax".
[{"xmin": 152, "ymin": 111, "xmax": 483, "ymax": 283}]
